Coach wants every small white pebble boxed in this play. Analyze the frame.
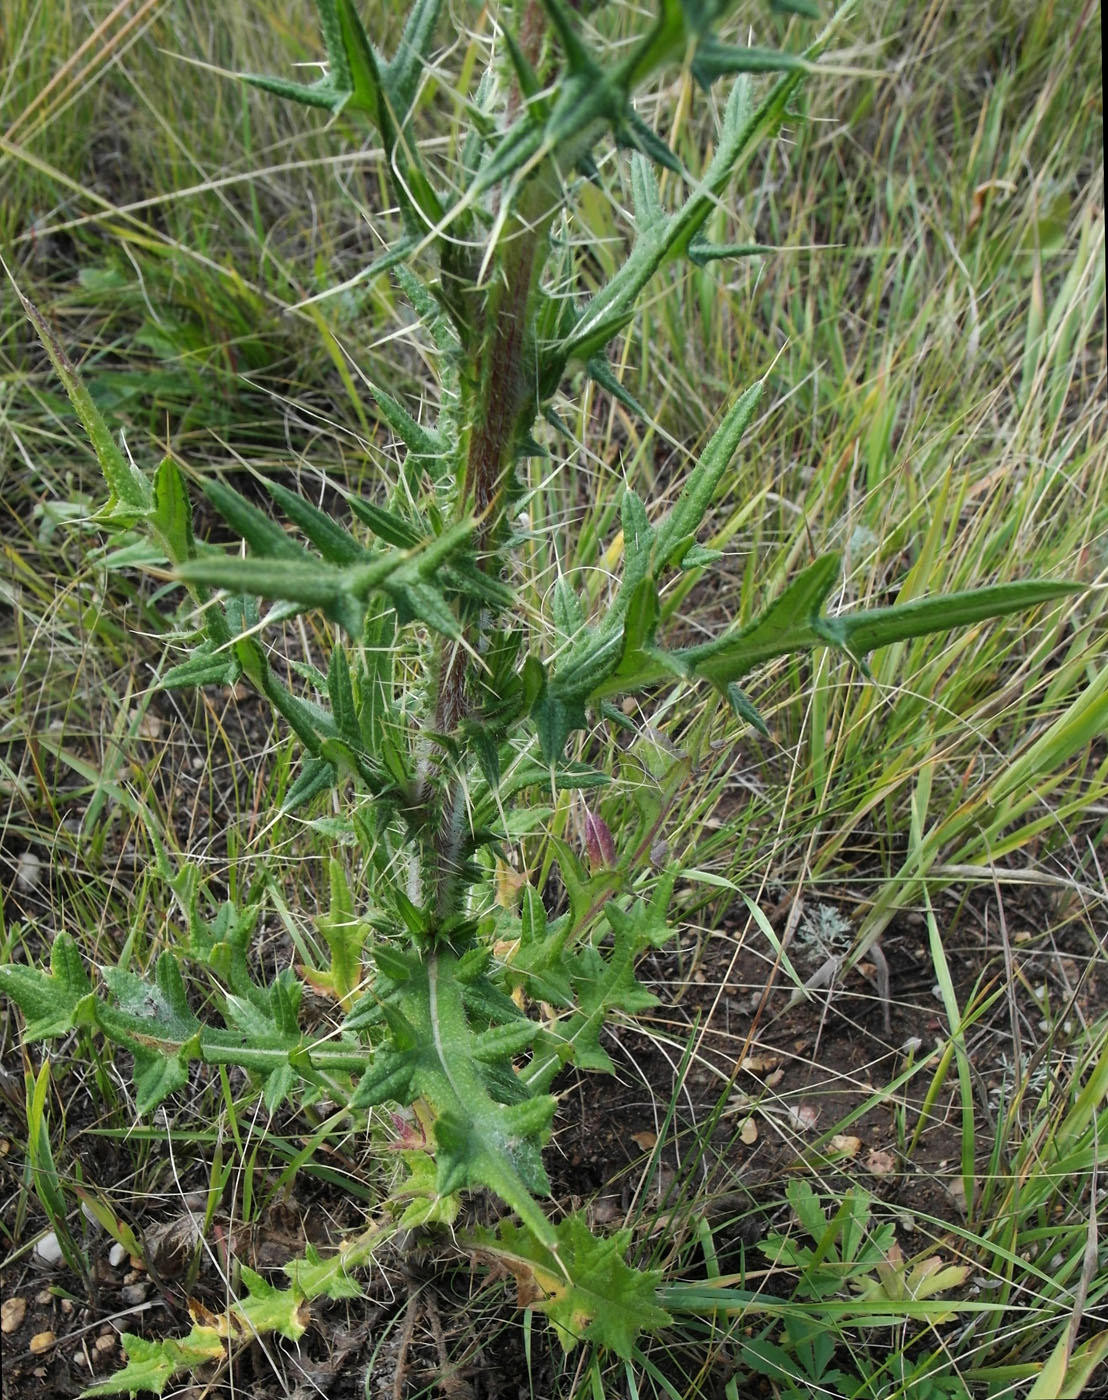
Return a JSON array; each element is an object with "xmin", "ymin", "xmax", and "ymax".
[
  {"xmin": 136, "ymin": 711, "xmax": 162, "ymax": 740},
  {"xmin": 15, "ymin": 851, "xmax": 42, "ymax": 892},
  {"xmin": 108, "ymin": 1243, "xmax": 127, "ymax": 1269},
  {"xmin": 34, "ymin": 1232, "xmax": 64, "ymax": 1267}
]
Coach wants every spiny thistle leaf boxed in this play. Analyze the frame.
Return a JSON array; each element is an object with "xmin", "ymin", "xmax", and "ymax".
[
  {"xmin": 231, "ymin": 1266, "xmax": 313, "ymax": 1340},
  {"xmin": 100, "ymin": 955, "xmax": 200, "ymax": 1046},
  {"xmin": 690, "ymin": 38, "xmax": 810, "ymax": 88},
  {"xmin": 309, "ymin": 857, "xmax": 371, "ymax": 1008},
  {"xmin": 394, "ymin": 1150, "xmax": 462, "ymax": 1228},
  {"xmin": 585, "ymin": 355, "xmax": 649, "ymax": 418},
  {"xmin": 283, "ymin": 755, "xmax": 339, "ymax": 811},
  {"xmin": 615, "ymin": 109, "xmax": 682, "ymax": 172},
  {"xmin": 240, "ymin": 68, "xmax": 350, "ymax": 112},
  {"xmin": 202, "ymin": 478, "xmax": 310, "ymax": 560},
  {"xmin": 348, "ymin": 1050, "xmax": 417, "ymax": 1108},
  {"xmin": 179, "ymin": 555, "xmax": 350, "ymax": 606},
  {"xmin": 13, "ymin": 283, "xmax": 152, "ymax": 517},
  {"xmin": 362, "ymin": 374, "xmax": 445, "ymax": 459},
  {"xmin": 470, "ymin": 1017, "xmax": 542, "ymax": 1062},
  {"xmin": 0, "ymin": 934, "xmax": 96, "ymax": 1041},
  {"xmin": 385, "ymin": 0, "xmax": 444, "ymax": 117},
  {"xmin": 532, "ymin": 687, "xmax": 589, "ymax": 765},
  {"xmin": 222, "ymin": 976, "xmax": 302, "ymax": 1046},
  {"xmin": 727, "ymin": 683, "xmax": 770, "ymax": 734},
  {"xmin": 678, "ymin": 551, "xmax": 842, "ymax": 685},
  {"xmin": 246, "ymin": 0, "xmax": 377, "ymax": 118},
  {"xmin": 547, "ymin": 933, "xmax": 658, "ymax": 1075},
  {"xmin": 499, "ymin": 758, "xmax": 612, "ymax": 795},
  {"xmin": 476, "ymin": 1213, "xmax": 670, "ymax": 1358},
  {"xmin": 679, "ymin": 560, "xmax": 1082, "ymax": 691},
  {"xmin": 553, "ymin": 577, "xmax": 587, "ymax": 640},
  {"xmin": 150, "ymin": 457, "xmax": 195, "ymax": 564},
  {"xmin": 96, "ymin": 956, "xmax": 203, "ymax": 1112},
  {"xmin": 555, "ymin": 65, "xmax": 808, "ymax": 369},
  {"xmin": 829, "ymin": 579, "xmax": 1084, "ymax": 657},
  {"xmin": 159, "ymin": 644, "xmax": 241, "ymax": 690},
  {"xmin": 80, "ymin": 1328, "xmax": 225, "ymax": 1398},
  {"xmin": 177, "ymin": 517, "xmax": 476, "ymax": 642},
  {"xmin": 346, "ymin": 495, "xmax": 421, "ymax": 547},
  {"xmin": 81, "ymin": 1223, "xmax": 390, "ymax": 1397},
  {"xmin": 686, "ymin": 237, "xmax": 777, "ymax": 265},
  {"xmin": 327, "ymin": 646, "xmax": 361, "ymax": 748},
  {"xmin": 243, "ymin": 0, "xmax": 448, "ymax": 227},
  {"xmin": 265, "ymin": 479, "xmax": 369, "ymax": 566},
  {"xmin": 284, "ymin": 1241, "xmax": 366, "ymax": 1300},
  {"xmin": 501, "ymin": 22, "xmax": 543, "ymax": 101},
  {"xmin": 652, "ymin": 378, "xmax": 764, "ymax": 570}
]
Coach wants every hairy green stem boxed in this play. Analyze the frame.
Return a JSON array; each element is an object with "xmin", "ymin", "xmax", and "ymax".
[
  {"xmin": 134, "ymin": 1032, "xmax": 377, "ymax": 1077},
  {"xmin": 420, "ymin": 191, "xmax": 553, "ymax": 924}
]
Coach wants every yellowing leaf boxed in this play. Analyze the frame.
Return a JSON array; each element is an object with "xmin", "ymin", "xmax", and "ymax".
[
  {"xmin": 905, "ymin": 1257, "xmax": 971, "ymax": 1300},
  {"xmin": 866, "ymin": 1243, "xmax": 970, "ymax": 1314},
  {"xmin": 495, "ymin": 861, "xmax": 527, "ymax": 908},
  {"xmin": 187, "ymin": 1297, "xmax": 246, "ymax": 1341}
]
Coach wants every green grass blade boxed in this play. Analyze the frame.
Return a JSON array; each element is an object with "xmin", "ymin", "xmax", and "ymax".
[{"xmin": 9, "ymin": 274, "xmax": 152, "ymax": 514}]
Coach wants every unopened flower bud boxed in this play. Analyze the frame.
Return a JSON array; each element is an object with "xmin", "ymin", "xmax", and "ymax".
[{"xmin": 584, "ymin": 807, "xmax": 617, "ymax": 871}]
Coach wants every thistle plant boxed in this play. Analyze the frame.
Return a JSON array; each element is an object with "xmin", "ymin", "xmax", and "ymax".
[{"xmin": 1, "ymin": 0, "xmax": 1085, "ymax": 1393}]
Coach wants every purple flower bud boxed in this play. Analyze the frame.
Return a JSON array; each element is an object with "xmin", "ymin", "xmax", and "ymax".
[{"xmin": 584, "ymin": 806, "xmax": 617, "ymax": 870}]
